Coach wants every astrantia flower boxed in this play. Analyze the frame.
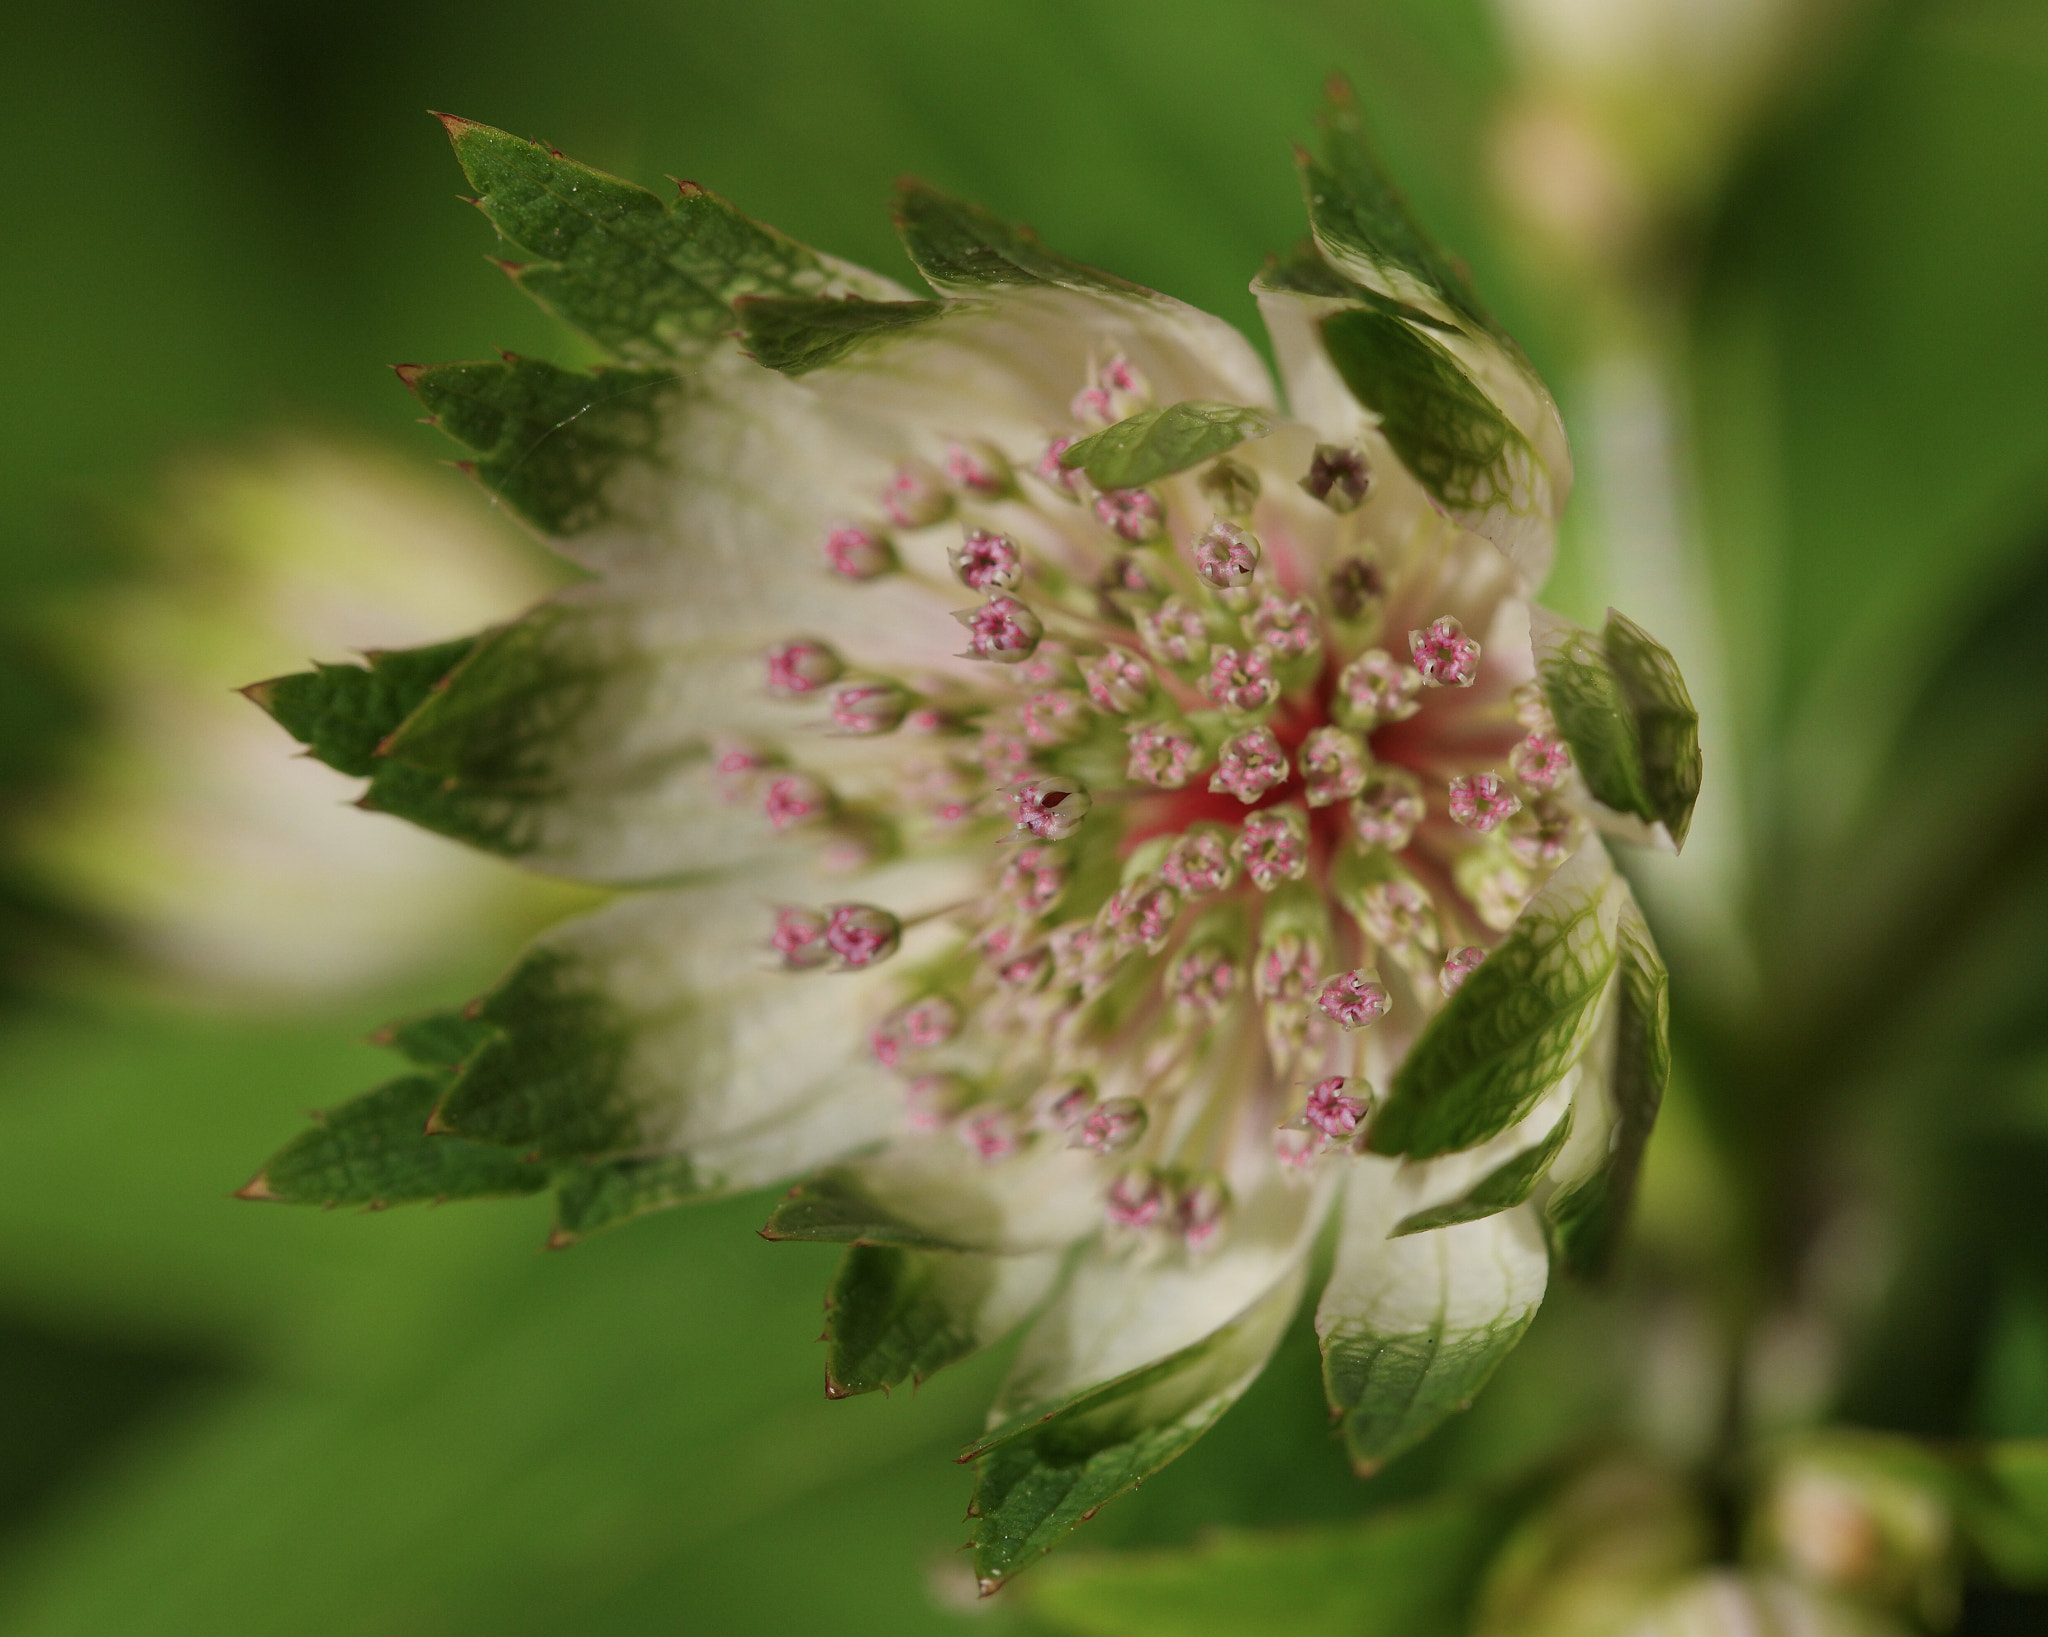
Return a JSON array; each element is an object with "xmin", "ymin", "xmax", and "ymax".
[{"xmin": 240, "ymin": 85, "xmax": 1703, "ymax": 1590}]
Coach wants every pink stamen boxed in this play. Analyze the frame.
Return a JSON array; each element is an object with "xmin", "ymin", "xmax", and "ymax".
[
  {"xmin": 829, "ymin": 683, "xmax": 908, "ymax": 735},
  {"xmin": 1509, "ymin": 732, "xmax": 1572, "ymax": 790},
  {"xmin": 1357, "ymin": 879, "xmax": 1438, "ymax": 952},
  {"xmin": 1034, "ymin": 1080, "xmax": 1096, "ymax": 1133},
  {"xmin": 1010, "ymin": 776, "xmax": 1092, "ymax": 840},
  {"xmin": 1410, "ymin": 616, "xmax": 1482, "ymax": 687},
  {"xmin": 824, "ymin": 903, "xmax": 902, "ymax": 968},
  {"xmin": 1203, "ymin": 645, "xmax": 1279, "ymax": 713},
  {"xmin": 949, "ymin": 527, "xmax": 1023, "ymax": 593},
  {"xmin": 1170, "ymin": 945, "xmax": 1239, "ymax": 1016},
  {"xmin": 1245, "ymin": 594, "xmax": 1319, "ymax": 660},
  {"xmin": 958, "ymin": 595, "xmax": 1043, "ymax": 664},
  {"xmin": 763, "ymin": 773, "xmax": 829, "ymax": 832},
  {"xmin": 1000, "ymin": 846, "xmax": 1068, "ymax": 916},
  {"xmin": 770, "ymin": 907, "xmax": 830, "ymax": 970},
  {"xmin": 1304, "ymin": 1076, "xmax": 1367, "ymax": 1139},
  {"xmin": 1273, "ymin": 1127, "xmax": 1320, "ymax": 1172},
  {"xmin": 1093, "ymin": 487, "xmax": 1164, "ymax": 542},
  {"xmin": 959, "ymin": 1106, "xmax": 1023, "ymax": 1161},
  {"xmin": 1350, "ymin": 768, "xmax": 1427, "ymax": 850},
  {"xmin": 1298, "ymin": 726, "xmax": 1368, "ymax": 807},
  {"xmin": 1077, "ymin": 1097, "xmax": 1147, "ymax": 1154},
  {"xmin": 765, "ymin": 639, "xmax": 843, "ymax": 697},
  {"xmin": 1193, "ymin": 521, "xmax": 1260, "ymax": 588},
  {"xmin": 1037, "ymin": 436, "xmax": 1084, "ymax": 498},
  {"xmin": 1209, "ymin": 727, "xmax": 1289, "ymax": 803},
  {"xmin": 1317, "ymin": 970, "xmax": 1391, "ymax": 1030},
  {"xmin": 881, "ymin": 460, "xmax": 952, "ymax": 528},
  {"xmin": 945, "ymin": 440, "xmax": 1010, "ymax": 498},
  {"xmin": 1138, "ymin": 596, "xmax": 1209, "ymax": 668},
  {"xmin": 1507, "ymin": 798, "xmax": 1578, "ymax": 869},
  {"xmin": 1161, "ymin": 825, "xmax": 1239, "ymax": 896},
  {"xmin": 1233, "ymin": 806, "xmax": 1309, "ymax": 890},
  {"xmin": 1256, "ymin": 932, "xmax": 1320, "ymax": 1003},
  {"xmin": 1105, "ymin": 1166, "xmax": 1167, "ymax": 1229},
  {"xmin": 1082, "ymin": 649, "xmax": 1153, "ymax": 714},
  {"xmin": 1126, "ymin": 721, "xmax": 1200, "ymax": 789},
  {"xmin": 1102, "ymin": 878, "xmax": 1180, "ymax": 955},
  {"xmin": 1336, "ymin": 649, "xmax": 1424, "ymax": 727},
  {"xmin": 1449, "ymin": 771, "xmax": 1522, "ymax": 832},
  {"xmin": 1176, "ymin": 1175, "xmax": 1229, "ymax": 1250},
  {"xmin": 822, "ymin": 522, "xmax": 895, "ymax": 580},
  {"xmin": 1021, "ymin": 690, "xmax": 1089, "ymax": 746}
]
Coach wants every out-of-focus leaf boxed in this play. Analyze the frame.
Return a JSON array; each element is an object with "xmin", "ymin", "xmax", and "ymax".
[{"xmin": 1059, "ymin": 401, "xmax": 1277, "ymax": 488}]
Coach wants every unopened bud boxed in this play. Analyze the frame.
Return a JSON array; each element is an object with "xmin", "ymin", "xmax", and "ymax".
[
  {"xmin": 1105, "ymin": 1165, "xmax": 1169, "ymax": 1228},
  {"xmin": 1102, "ymin": 877, "xmax": 1180, "ymax": 955},
  {"xmin": 1350, "ymin": 767, "xmax": 1426, "ymax": 850},
  {"xmin": 770, "ymin": 906, "xmax": 831, "ymax": 970},
  {"xmin": 1021, "ymin": 690, "xmax": 1089, "ymax": 747},
  {"xmin": 1209, "ymin": 726, "xmax": 1289, "ymax": 803},
  {"xmin": 1000, "ymin": 845, "xmax": 1067, "ymax": 916},
  {"xmin": 1076, "ymin": 1096, "xmax": 1148, "ymax": 1154},
  {"xmin": 1410, "ymin": 616, "xmax": 1481, "ymax": 686},
  {"xmin": 958, "ymin": 1105, "xmax": 1024, "ymax": 1160},
  {"xmin": 1303, "ymin": 1076, "xmax": 1369, "ymax": 1139},
  {"xmin": 869, "ymin": 995, "xmax": 960, "ymax": 1066},
  {"xmin": 1126, "ymin": 721, "xmax": 1200, "ymax": 789},
  {"xmin": 1234, "ymin": 806, "xmax": 1310, "ymax": 891},
  {"xmin": 1511, "ymin": 680, "xmax": 1555, "ymax": 733},
  {"xmin": 1509, "ymin": 732, "xmax": 1572, "ymax": 790},
  {"xmin": 1193, "ymin": 521, "xmax": 1261, "ymax": 588},
  {"xmin": 1203, "ymin": 645, "xmax": 1279, "ymax": 713},
  {"xmin": 763, "ymin": 772, "xmax": 830, "ymax": 831},
  {"xmin": 957, "ymin": 595, "xmax": 1043, "ymax": 663},
  {"xmin": 829, "ymin": 683, "xmax": 910, "ymax": 735},
  {"xmin": 1357, "ymin": 879, "xmax": 1439, "ymax": 955},
  {"xmin": 1138, "ymin": 596, "xmax": 1210, "ymax": 668},
  {"xmin": 1037, "ymin": 436, "xmax": 1084, "ymax": 499},
  {"xmin": 945, "ymin": 440, "xmax": 1012, "ymax": 498},
  {"xmin": 1335, "ymin": 649, "xmax": 1423, "ymax": 728},
  {"xmin": 1449, "ymin": 771, "xmax": 1521, "ymax": 832},
  {"xmin": 1302, "ymin": 444, "xmax": 1371, "ymax": 511},
  {"xmin": 823, "ymin": 903, "xmax": 901, "ymax": 969},
  {"xmin": 1245, "ymin": 593, "xmax": 1319, "ymax": 660},
  {"xmin": 1255, "ymin": 930, "xmax": 1321, "ymax": 1003},
  {"xmin": 1033, "ymin": 1079, "xmax": 1096, "ymax": 1133},
  {"xmin": 1317, "ymin": 970, "xmax": 1391, "ymax": 1029},
  {"xmin": 1507, "ymin": 797, "xmax": 1579, "ymax": 868},
  {"xmin": 1094, "ymin": 487, "xmax": 1165, "ymax": 542},
  {"xmin": 765, "ymin": 639, "xmax": 843, "ymax": 697},
  {"xmin": 1326, "ymin": 556, "xmax": 1384, "ymax": 619},
  {"xmin": 904, "ymin": 1072, "xmax": 969, "ymax": 1130},
  {"xmin": 1298, "ymin": 726, "xmax": 1368, "ymax": 807},
  {"xmin": 1198, "ymin": 456, "xmax": 1261, "ymax": 517},
  {"xmin": 1170, "ymin": 944, "xmax": 1239, "ymax": 1016},
  {"xmin": 948, "ymin": 527, "xmax": 1023, "ymax": 592},
  {"xmin": 1010, "ymin": 775, "xmax": 1092, "ymax": 840},
  {"xmin": 1176, "ymin": 1173, "xmax": 1230, "ymax": 1250},
  {"xmin": 822, "ymin": 522, "xmax": 896, "ymax": 580},
  {"xmin": 1161, "ymin": 825, "xmax": 1239, "ymax": 896},
  {"xmin": 1082, "ymin": 649, "xmax": 1153, "ymax": 714}
]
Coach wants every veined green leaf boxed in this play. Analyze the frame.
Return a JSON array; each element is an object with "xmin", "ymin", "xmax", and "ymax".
[
  {"xmin": 441, "ymin": 116, "xmax": 877, "ymax": 361},
  {"xmin": 547, "ymin": 1154, "xmax": 705, "ymax": 1247},
  {"xmin": 1394, "ymin": 1106, "xmax": 1574, "ymax": 1237},
  {"xmin": 894, "ymin": 179, "xmax": 1139, "ymax": 296},
  {"xmin": 1025, "ymin": 1485, "xmax": 1528, "ymax": 1637},
  {"xmin": 823, "ymin": 1245, "xmax": 1061, "ymax": 1397},
  {"xmin": 399, "ymin": 356, "xmax": 678, "ymax": 537},
  {"xmin": 1321, "ymin": 307, "xmax": 1533, "ymax": 519},
  {"xmin": 370, "ymin": 1007, "xmax": 502, "ymax": 1071},
  {"xmin": 1059, "ymin": 401, "xmax": 1277, "ymax": 489},
  {"xmin": 1370, "ymin": 846, "xmax": 1621, "ymax": 1160},
  {"xmin": 243, "ymin": 637, "xmax": 478, "ymax": 779},
  {"xmin": 967, "ymin": 1268, "xmax": 1305, "ymax": 1592},
  {"xmin": 734, "ymin": 293, "xmax": 945, "ymax": 374},
  {"xmin": 241, "ymin": 1072, "xmax": 549, "ymax": 1209},
  {"xmin": 1547, "ymin": 901, "xmax": 1670, "ymax": 1277},
  {"xmin": 1317, "ymin": 1197, "xmax": 1549, "ymax": 1475},
  {"xmin": 1531, "ymin": 607, "xmax": 1702, "ymax": 849}
]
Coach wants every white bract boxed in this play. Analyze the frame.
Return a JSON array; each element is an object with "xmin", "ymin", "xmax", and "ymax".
[{"xmin": 247, "ymin": 93, "xmax": 1702, "ymax": 1589}]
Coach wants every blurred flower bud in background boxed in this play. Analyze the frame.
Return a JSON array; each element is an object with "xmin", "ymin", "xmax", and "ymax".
[{"xmin": 24, "ymin": 438, "xmax": 574, "ymax": 1002}]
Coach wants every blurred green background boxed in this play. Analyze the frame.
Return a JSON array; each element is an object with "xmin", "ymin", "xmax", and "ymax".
[{"xmin": 3, "ymin": 0, "xmax": 2046, "ymax": 1632}]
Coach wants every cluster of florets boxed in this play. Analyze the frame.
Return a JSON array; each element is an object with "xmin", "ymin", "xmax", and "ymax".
[{"xmin": 729, "ymin": 352, "xmax": 1581, "ymax": 1250}]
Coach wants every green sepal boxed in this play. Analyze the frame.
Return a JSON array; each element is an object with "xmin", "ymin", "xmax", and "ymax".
[
  {"xmin": 760, "ymin": 1166, "xmax": 969, "ymax": 1251},
  {"xmin": 1298, "ymin": 77, "xmax": 1490, "ymax": 334},
  {"xmin": 823, "ymin": 1245, "xmax": 1056, "ymax": 1398},
  {"xmin": 429, "ymin": 946, "xmax": 640, "ymax": 1161},
  {"xmin": 965, "ymin": 1273, "xmax": 1302, "ymax": 1592},
  {"xmin": 549, "ymin": 1154, "xmax": 703, "ymax": 1247},
  {"xmin": 735, "ymin": 293, "xmax": 945, "ymax": 374},
  {"xmin": 244, "ymin": 637, "xmax": 479, "ymax": 778},
  {"xmin": 894, "ymin": 179, "xmax": 1136, "ymax": 296},
  {"xmin": 241, "ymin": 1072, "xmax": 549, "ymax": 1209},
  {"xmin": 1023, "ymin": 1484, "xmax": 1529, "ymax": 1637},
  {"xmin": 370, "ymin": 1006, "xmax": 502, "ymax": 1071},
  {"xmin": 440, "ymin": 115, "xmax": 841, "ymax": 361},
  {"xmin": 1058, "ymin": 401, "xmax": 1277, "ymax": 490},
  {"xmin": 1534, "ymin": 607, "xmax": 1702, "ymax": 849},
  {"xmin": 1546, "ymin": 906, "xmax": 1670, "ymax": 1276},
  {"xmin": 1369, "ymin": 851, "xmax": 1619, "ymax": 1160},
  {"xmin": 399, "ymin": 357, "xmax": 677, "ymax": 537},
  {"xmin": 1320, "ymin": 306, "xmax": 1530, "ymax": 522},
  {"xmin": 1392, "ymin": 1106, "xmax": 1574, "ymax": 1237}
]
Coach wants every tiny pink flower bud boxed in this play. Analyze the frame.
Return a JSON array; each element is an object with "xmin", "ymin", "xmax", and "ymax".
[
  {"xmin": 1301, "ymin": 444, "xmax": 1371, "ymax": 511},
  {"xmin": 1298, "ymin": 726, "xmax": 1369, "ymax": 807},
  {"xmin": 959, "ymin": 1105, "xmax": 1024, "ymax": 1161},
  {"xmin": 1076, "ymin": 1096, "xmax": 1148, "ymax": 1154},
  {"xmin": 1082, "ymin": 649, "xmax": 1153, "ymax": 714},
  {"xmin": 1106, "ymin": 1165, "xmax": 1168, "ymax": 1229},
  {"xmin": 1033, "ymin": 1079, "xmax": 1096, "ymax": 1133},
  {"xmin": 1245, "ymin": 594, "xmax": 1320, "ymax": 660},
  {"xmin": 1233, "ymin": 806, "xmax": 1310, "ymax": 891},
  {"xmin": 824, "ymin": 902, "xmax": 902, "ymax": 968},
  {"xmin": 1209, "ymin": 726, "xmax": 1289, "ymax": 804},
  {"xmin": 957, "ymin": 595, "xmax": 1043, "ymax": 664},
  {"xmin": 1126, "ymin": 721, "xmax": 1201, "ymax": 789},
  {"xmin": 1048, "ymin": 921, "xmax": 1108, "ymax": 991},
  {"xmin": 1000, "ymin": 845, "xmax": 1068, "ymax": 915},
  {"xmin": 948, "ymin": 527, "xmax": 1023, "ymax": 592},
  {"xmin": 1449, "ymin": 771, "xmax": 1522, "ymax": 832},
  {"xmin": 763, "ymin": 772, "xmax": 830, "ymax": 832},
  {"xmin": 822, "ymin": 522, "xmax": 896, "ymax": 580},
  {"xmin": 1507, "ymin": 798, "xmax": 1579, "ymax": 868},
  {"xmin": 1037, "ymin": 436, "xmax": 1084, "ymax": 498},
  {"xmin": 1202, "ymin": 645, "xmax": 1279, "ymax": 713},
  {"xmin": 1176, "ymin": 1173, "xmax": 1230, "ymax": 1250},
  {"xmin": 882, "ymin": 459, "xmax": 953, "ymax": 528},
  {"xmin": 1021, "ymin": 690, "xmax": 1089, "ymax": 746},
  {"xmin": 1317, "ymin": 970, "xmax": 1391, "ymax": 1029},
  {"xmin": 1198, "ymin": 456, "xmax": 1261, "ymax": 517},
  {"xmin": 1349, "ymin": 767, "xmax": 1427, "ymax": 850},
  {"xmin": 1138, "ymin": 597, "xmax": 1209, "ymax": 667},
  {"xmin": 1101, "ymin": 552, "xmax": 1159, "ymax": 599},
  {"xmin": 1509, "ymin": 732, "xmax": 1572, "ymax": 790},
  {"xmin": 1440, "ymin": 946, "xmax": 1487, "ymax": 996},
  {"xmin": 1273, "ymin": 1126, "xmax": 1321, "ymax": 1172},
  {"xmin": 1102, "ymin": 878, "xmax": 1180, "ymax": 955},
  {"xmin": 1071, "ymin": 383, "xmax": 1116, "ymax": 425},
  {"xmin": 1410, "ymin": 616, "xmax": 1481, "ymax": 686},
  {"xmin": 1099, "ymin": 354, "xmax": 1148, "ymax": 396},
  {"xmin": 1193, "ymin": 521, "xmax": 1261, "ymax": 588},
  {"xmin": 1161, "ymin": 825, "xmax": 1239, "ymax": 896},
  {"xmin": 1357, "ymin": 879, "xmax": 1439, "ymax": 954},
  {"xmin": 903, "ymin": 995, "xmax": 960, "ymax": 1050},
  {"xmin": 1170, "ymin": 944, "xmax": 1239, "ymax": 1016},
  {"xmin": 996, "ymin": 946, "xmax": 1051, "ymax": 989},
  {"xmin": 765, "ymin": 639, "xmax": 843, "ymax": 696},
  {"xmin": 1094, "ymin": 487, "xmax": 1164, "ymax": 542},
  {"xmin": 770, "ymin": 906, "xmax": 831, "ymax": 970},
  {"xmin": 1326, "ymin": 556, "xmax": 1385, "ymax": 619},
  {"xmin": 1255, "ymin": 931, "xmax": 1320, "ymax": 1002},
  {"xmin": 1304, "ymin": 1076, "xmax": 1368, "ymax": 1139},
  {"xmin": 713, "ymin": 739, "xmax": 769, "ymax": 801},
  {"xmin": 1010, "ymin": 775, "xmax": 1092, "ymax": 840},
  {"xmin": 904, "ymin": 1073, "xmax": 969, "ymax": 1130},
  {"xmin": 829, "ymin": 682, "xmax": 910, "ymax": 735},
  {"xmin": 945, "ymin": 439, "xmax": 1012, "ymax": 498},
  {"xmin": 975, "ymin": 725, "xmax": 1033, "ymax": 782},
  {"xmin": 1336, "ymin": 649, "xmax": 1424, "ymax": 728}
]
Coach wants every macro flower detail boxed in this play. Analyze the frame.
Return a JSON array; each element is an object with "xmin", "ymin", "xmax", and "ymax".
[{"xmin": 239, "ymin": 88, "xmax": 1702, "ymax": 1594}]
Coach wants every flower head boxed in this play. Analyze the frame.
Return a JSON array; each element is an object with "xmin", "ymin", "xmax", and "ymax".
[{"xmin": 244, "ymin": 92, "xmax": 1702, "ymax": 1593}]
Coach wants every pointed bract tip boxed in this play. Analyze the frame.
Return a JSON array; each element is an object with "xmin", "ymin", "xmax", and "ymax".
[
  {"xmin": 392, "ymin": 362, "xmax": 424, "ymax": 389},
  {"xmin": 234, "ymin": 1173, "xmax": 281, "ymax": 1202},
  {"xmin": 432, "ymin": 111, "xmax": 489, "ymax": 143},
  {"xmin": 976, "ymin": 1578, "xmax": 1003, "ymax": 1600},
  {"xmin": 238, "ymin": 677, "xmax": 280, "ymax": 711},
  {"xmin": 1351, "ymin": 1455, "xmax": 1383, "ymax": 1479},
  {"xmin": 487, "ymin": 258, "xmax": 526, "ymax": 277},
  {"xmin": 544, "ymin": 1228, "xmax": 577, "ymax": 1251},
  {"xmin": 824, "ymin": 1371, "xmax": 852, "ymax": 1400},
  {"xmin": 671, "ymin": 177, "xmax": 706, "ymax": 198},
  {"xmin": 421, "ymin": 1104, "xmax": 456, "ymax": 1136}
]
